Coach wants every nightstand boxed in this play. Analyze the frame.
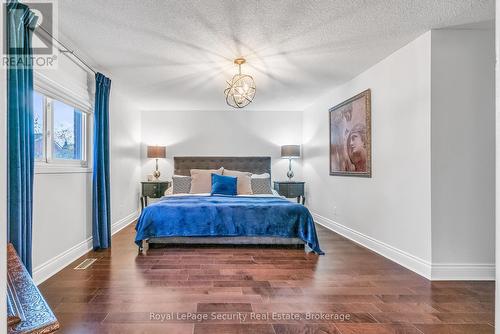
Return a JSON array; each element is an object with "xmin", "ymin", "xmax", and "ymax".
[
  {"xmin": 141, "ymin": 180, "xmax": 171, "ymax": 210},
  {"xmin": 273, "ymin": 181, "xmax": 305, "ymax": 205}
]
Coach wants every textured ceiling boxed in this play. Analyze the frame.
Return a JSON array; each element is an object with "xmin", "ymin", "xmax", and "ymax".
[{"xmin": 59, "ymin": 0, "xmax": 494, "ymax": 111}]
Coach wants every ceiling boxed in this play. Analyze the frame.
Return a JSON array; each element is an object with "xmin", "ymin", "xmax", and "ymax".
[{"xmin": 59, "ymin": 0, "xmax": 494, "ymax": 111}]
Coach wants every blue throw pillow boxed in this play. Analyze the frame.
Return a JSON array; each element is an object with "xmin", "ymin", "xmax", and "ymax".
[{"xmin": 211, "ymin": 174, "xmax": 237, "ymax": 196}]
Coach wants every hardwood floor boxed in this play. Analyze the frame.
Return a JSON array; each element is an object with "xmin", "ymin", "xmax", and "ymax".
[{"xmin": 38, "ymin": 224, "xmax": 495, "ymax": 334}]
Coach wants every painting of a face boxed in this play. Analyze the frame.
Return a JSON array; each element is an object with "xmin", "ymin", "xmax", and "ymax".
[
  {"xmin": 349, "ymin": 133, "xmax": 363, "ymax": 152},
  {"xmin": 329, "ymin": 90, "xmax": 371, "ymax": 177}
]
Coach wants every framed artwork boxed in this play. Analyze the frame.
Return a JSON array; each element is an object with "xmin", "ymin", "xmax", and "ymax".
[{"xmin": 329, "ymin": 89, "xmax": 371, "ymax": 177}]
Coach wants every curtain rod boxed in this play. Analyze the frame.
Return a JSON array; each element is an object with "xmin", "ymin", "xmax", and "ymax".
[{"xmin": 35, "ymin": 25, "xmax": 98, "ymax": 75}]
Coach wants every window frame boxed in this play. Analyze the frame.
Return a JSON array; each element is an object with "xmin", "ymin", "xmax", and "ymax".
[
  {"xmin": 34, "ymin": 91, "xmax": 91, "ymax": 169},
  {"xmin": 33, "ymin": 91, "xmax": 47, "ymax": 162}
]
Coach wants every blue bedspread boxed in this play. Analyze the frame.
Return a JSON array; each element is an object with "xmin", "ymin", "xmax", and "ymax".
[{"xmin": 135, "ymin": 196, "xmax": 324, "ymax": 255}]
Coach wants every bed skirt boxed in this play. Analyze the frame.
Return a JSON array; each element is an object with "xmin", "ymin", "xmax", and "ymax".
[
  {"xmin": 147, "ymin": 236, "xmax": 309, "ymax": 252},
  {"xmin": 148, "ymin": 236, "xmax": 305, "ymax": 245}
]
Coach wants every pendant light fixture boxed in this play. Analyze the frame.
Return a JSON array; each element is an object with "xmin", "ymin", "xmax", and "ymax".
[{"xmin": 224, "ymin": 58, "xmax": 256, "ymax": 108}]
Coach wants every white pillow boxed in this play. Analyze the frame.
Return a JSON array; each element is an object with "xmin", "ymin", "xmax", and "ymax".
[
  {"xmin": 164, "ymin": 186, "xmax": 173, "ymax": 195},
  {"xmin": 252, "ymin": 173, "xmax": 271, "ymax": 179}
]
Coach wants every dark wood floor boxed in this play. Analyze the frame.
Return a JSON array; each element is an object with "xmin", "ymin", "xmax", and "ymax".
[{"xmin": 38, "ymin": 224, "xmax": 495, "ymax": 334}]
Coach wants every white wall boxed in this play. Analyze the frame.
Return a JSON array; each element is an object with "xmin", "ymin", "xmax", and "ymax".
[
  {"xmin": 109, "ymin": 84, "xmax": 141, "ymax": 225},
  {"xmin": 302, "ymin": 33, "xmax": 433, "ymax": 276},
  {"xmin": 32, "ymin": 170, "xmax": 92, "ymax": 275},
  {"xmin": 31, "ymin": 79, "xmax": 141, "ymax": 284},
  {"xmin": 303, "ymin": 28, "xmax": 495, "ymax": 280},
  {"xmin": 140, "ymin": 110, "xmax": 303, "ymax": 181},
  {"xmin": 431, "ymin": 29, "xmax": 495, "ymax": 268},
  {"xmin": 31, "ymin": 55, "xmax": 95, "ymax": 283}
]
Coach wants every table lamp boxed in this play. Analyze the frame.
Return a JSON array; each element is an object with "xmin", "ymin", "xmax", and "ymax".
[
  {"xmin": 147, "ymin": 145, "xmax": 166, "ymax": 180},
  {"xmin": 281, "ymin": 145, "xmax": 301, "ymax": 180}
]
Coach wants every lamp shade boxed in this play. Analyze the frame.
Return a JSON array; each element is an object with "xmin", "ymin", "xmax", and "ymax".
[
  {"xmin": 281, "ymin": 145, "xmax": 301, "ymax": 158},
  {"xmin": 147, "ymin": 145, "xmax": 166, "ymax": 159}
]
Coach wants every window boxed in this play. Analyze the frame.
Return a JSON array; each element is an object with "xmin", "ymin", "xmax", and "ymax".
[
  {"xmin": 52, "ymin": 100, "xmax": 84, "ymax": 160},
  {"xmin": 34, "ymin": 91, "xmax": 89, "ymax": 166}
]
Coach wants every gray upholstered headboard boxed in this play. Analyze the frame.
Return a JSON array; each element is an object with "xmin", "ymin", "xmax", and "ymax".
[{"xmin": 174, "ymin": 156, "xmax": 271, "ymax": 176}]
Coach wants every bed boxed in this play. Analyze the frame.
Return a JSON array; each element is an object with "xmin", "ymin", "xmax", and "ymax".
[{"xmin": 135, "ymin": 156, "xmax": 323, "ymax": 254}]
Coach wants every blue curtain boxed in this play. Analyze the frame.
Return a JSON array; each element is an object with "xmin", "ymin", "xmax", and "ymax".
[
  {"xmin": 92, "ymin": 73, "xmax": 112, "ymax": 250},
  {"xmin": 7, "ymin": 1, "xmax": 37, "ymax": 275}
]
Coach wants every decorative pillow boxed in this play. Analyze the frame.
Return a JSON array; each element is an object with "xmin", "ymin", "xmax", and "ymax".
[
  {"xmin": 251, "ymin": 177, "xmax": 273, "ymax": 194},
  {"xmin": 165, "ymin": 186, "xmax": 173, "ymax": 195},
  {"xmin": 252, "ymin": 173, "xmax": 271, "ymax": 179},
  {"xmin": 211, "ymin": 174, "xmax": 237, "ymax": 196},
  {"xmin": 190, "ymin": 168, "xmax": 223, "ymax": 193},
  {"xmin": 222, "ymin": 169, "xmax": 253, "ymax": 195},
  {"xmin": 172, "ymin": 175, "xmax": 191, "ymax": 194}
]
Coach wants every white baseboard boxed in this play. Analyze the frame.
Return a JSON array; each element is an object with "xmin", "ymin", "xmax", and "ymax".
[
  {"xmin": 312, "ymin": 212, "xmax": 495, "ymax": 281},
  {"xmin": 111, "ymin": 211, "xmax": 139, "ymax": 235},
  {"xmin": 312, "ymin": 212, "xmax": 432, "ymax": 279},
  {"xmin": 33, "ymin": 210, "xmax": 139, "ymax": 285},
  {"xmin": 33, "ymin": 236, "xmax": 93, "ymax": 285},
  {"xmin": 431, "ymin": 263, "xmax": 495, "ymax": 281}
]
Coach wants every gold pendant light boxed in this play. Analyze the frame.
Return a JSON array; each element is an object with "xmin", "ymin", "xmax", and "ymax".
[{"xmin": 224, "ymin": 58, "xmax": 256, "ymax": 108}]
